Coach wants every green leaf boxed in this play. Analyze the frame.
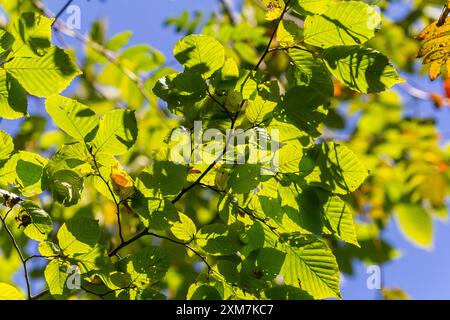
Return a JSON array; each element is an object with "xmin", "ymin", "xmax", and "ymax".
[
  {"xmin": 0, "ymin": 29, "xmax": 15, "ymax": 57},
  {"xmin": 44, "ymin": 259, "xmax": 68, "ymax": 296},
  {"xmin": 281, "ymin": 237, "xmax": 341, "ymax": 299},
  {"xmin": 105, "ymin": 31, "xmax": 132, "ymax": 51},
  {"xmin": 287, "ymin": 48, "xmax": 333, "ymax": 106},
  {"xmin": 0, "ymin": 69, "xmax": 27, "ymax": 119},
  {"xmin": 303, "ymin": 1, "xmax": 380, "ymax": 48},
  {"xmin": 323, "ymin": 46, "xmax": 403, "ymax": 93},
  {"xmin": 239, "ymin": 248, "xmax": 285, "ymax": 291},
  {"xmin": 395, "ymin": 204, "xmax": 433, "ymax": 248},
  {"xmin": 0, "ymin": 151, "xmax": 48, "ymax": 196},
  {"xmin": 21, "ymin": 201, "xmax": 52, "ymax": 241},
  {"xmin": 9, "ymin": 12, "xmax": 53, "ymax": 57},
  {"xmin": 0, "ymin": 130, "xmax": 14, "ymax": 161},
  {"xmin": 45, "ymin": 95, "xmax": 99, "ymax": 142},
  {"xmin": 295, "ymin": 0, "xmax": 335, "ymax": 15},
  {"xmin": 120, "ymin": 247, "xmax": 170, "ymax": 287},
  {"xmin": 273, "ymin": 144, "xmax": 304, "ymax": 174},
  {"xmin": 264, "ymin": 285, "xmax": 313, "ymax": 300},
  {"xmin": 196, "ymin": 224, "xmax": 241, "ymax": 256},
  {"xmin": 301, "ymin": 142, "xmax": 368, "ymax": 195},
  {"xmin": 173, "ymin": 34, "xmax": 225, "ymax": 78},
  {"xmin": 57, "ymin": 217, "xmax": 100, "ymax": 256},
  {"xmin": 190, "ymin": 285, "xmax": 222, "ymax": 300},
  {"xmin": 321, "ymin": 194, "xmax": 359, "ymax": 246},
  {"xmin": 4, "ymin": 46, "xmax": 81, "ymax": 97},
  {"xmin": 274, "ymin": 86, "xmax": 328, "ymax": 138},
  {"xmin": 92, "ymin": 109, "xmax": 138, "ymax": 155},
  {"xmin": 245, "ymin": 93, "xmax": 277, "ymax": 125},
  {"xmin": 39, "ymin": 241, "xmax": 61, "ymax": 257},
  {"xmin": 0, "ymin": 283, "xmax": 25, "ymax": 300},
  {"xmin": 170, "ymin": 213, "xmax": 197, "ymax": 242},
  {"xmin": 132, "ymin": 195, "xmax": 179, "ymax": 230},
  {"xmin": 48, "ymin": 169, "xmax": 84, "ymax": 207}
]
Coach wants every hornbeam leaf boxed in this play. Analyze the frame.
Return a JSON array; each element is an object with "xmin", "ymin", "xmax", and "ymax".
[
  {"xmin": 395, "ymin": 204, "xmax": 433, "ymax": 248},
  {"xmin": 173, "ymin": 34, "xmax": 225, "ymax": 78},
  {"xmin": 304, "ymin": 1, "xmax": 381, "ymax": 48},
  {"xmin": 170, "ymin": 213, "xmax": 197, "ymax": 242},
  {"xmin": 321, "ymin": 193, "xmax": 359, "ymax": 247},
  {"xmin": 45, "ymin": 95, "xmax": 99, "ymax": 142},
  {"xmin": 21, "ymin": 200, "xmax": 53, "ymax": 242},
  {"xmin": 4, "ymin": 46, "xmax": 81, "ymax": 97},
  {"xmin": 120, "ymin": 247, "xmax": 170, "ymax": 287},
  {"xmin": 281, "ymin": 238, "xmax": 341, "ymax": 299},
  {"xmin": 0, "ymin": 69, "xmax": 27, "ymax": 119},
  {"xmin": 92, "ymin": 109, "xmax": 138, "ymax": 155},
  {"xmin": 0, "ymin": 283, "xmax": 25, "ymax": 300},
  {"xmin": 44, "ymin": 259, "xmax": 68, "ymax": 296},
  {"xmin": 57, "ymin": 217, "xmax": 100, "ymax": 256},
  {"xmin": 300, "ymin": 142, "xmax": 368, "ymax": 194},
  {"xmin": 9, "ymin": 12, "xmax": 53, "ymax": 57},
  {"xmin": 323, "ymin": 46, "xmax": 403, "ymax": 93},
  {"xmin": 0, "ymin": 130, "xmax": 14, "ymax": 161}
]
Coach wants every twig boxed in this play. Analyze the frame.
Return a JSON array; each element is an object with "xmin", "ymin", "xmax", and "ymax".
[
  {"xmin": 108, "ymin": 228, "xmax": 149, "ymax": 257},
  {"xmin": 0, "ymin": 208, "xmax": 32, "ymax": 299},
  {"xmin": 52, "ymin": 0, "xmax": 75, "ymax": 26},
  {"xmin": 170, "ymin": 0, "xmax": 291, "ymax": 205},
  {"xmin": 30, "ymin": 289, "xmax": 50, "ymax": 300},
  {"xmin": 438, "ymin": 4, "xmax": 450, "ymax": 26},
  {"xmin": 108, "ymin": 228, "xmax": 212, "ymax": 272},
  {"xmin": 89, "ymin": 150, "xmax": 125, "ymax": 244},
  {"xmin": 206, "ymin": 87, "xmax": 233, "ymax": 119}
]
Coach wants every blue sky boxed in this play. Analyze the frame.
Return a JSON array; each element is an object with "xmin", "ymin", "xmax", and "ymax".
[{"xmin": 4, "ymin": 0, "xmax": 450, "ymax": 299}]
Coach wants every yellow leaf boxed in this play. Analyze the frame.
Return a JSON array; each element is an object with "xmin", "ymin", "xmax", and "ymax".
[
  {"xmin": 263, "ymin": 0, "xmax": 282, "ymax": 21},
  {"xmin": 110, "ymin": 162, "xmax": 134, "ymax": 199},
  {"xmin": 416, "ymin": 13, "xmax": 450, "ymax": 80}
]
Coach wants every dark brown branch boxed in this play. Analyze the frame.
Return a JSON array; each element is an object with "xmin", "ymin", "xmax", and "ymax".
[
  {"xmin": 52, "ymin": 0, "xmax": 75, "ymax": 26},
  {"xmin": 108, "ymin": 228, "xmax": 212, "ymax": 272},
  {"xmin": 438, "ymin": 4, "xmax": 450, "ymax": 26}
]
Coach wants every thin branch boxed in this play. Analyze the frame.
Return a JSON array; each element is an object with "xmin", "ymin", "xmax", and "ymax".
[
  {"xmin": 0, "ymin": 208, "xmax": 32, "ymax": 299},
  {"xmin": 52, "ymin": 0, "xmax": 75, "ymax": 26},
  {"xmin": 438, "ymin": 4, "xmax": 450, "ymax": 26},
  {"xmin": 108, "ymin": 228, "xmax": 212, "ymax": 272},
  {"xmin": 24, "ymin": 255, "xmax": 59, "ymax": 263},
  {"xmin": 89, "ymin": 150, "xmax": 125, "ymax": 244},
  {"xmin": 170, "ymin": 0, "xmax": 291, "ymax": 205},
  {"xmin": 108, "ymin": 228, "xmax": 149, "ymax": 257},
  {"xmin": 30, "ymin": 289, "xmax": 50, "ymax": 300},
  {"xmin": 206, "ymin": 87, "xmax": 233, "ymax": 119},
  {"xmin": 199, "ymin": 183, "xmax": 280, "ymax": 236}
]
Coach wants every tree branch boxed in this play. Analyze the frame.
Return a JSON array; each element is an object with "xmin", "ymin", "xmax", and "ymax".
[
  {"xmin": 170, "ymin": 0, "xmax": 291, "ymax": 205},
  {"xmin": 88, "ymin": 150, "xmax": 125, "ymax": 244},
  {"xmin": 0, "ymin": 208, "xmax": 32, "ymax": 299},
  {"xmin": 52, "ymin": 0, "xmax": 75, "ymax": 26}
]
